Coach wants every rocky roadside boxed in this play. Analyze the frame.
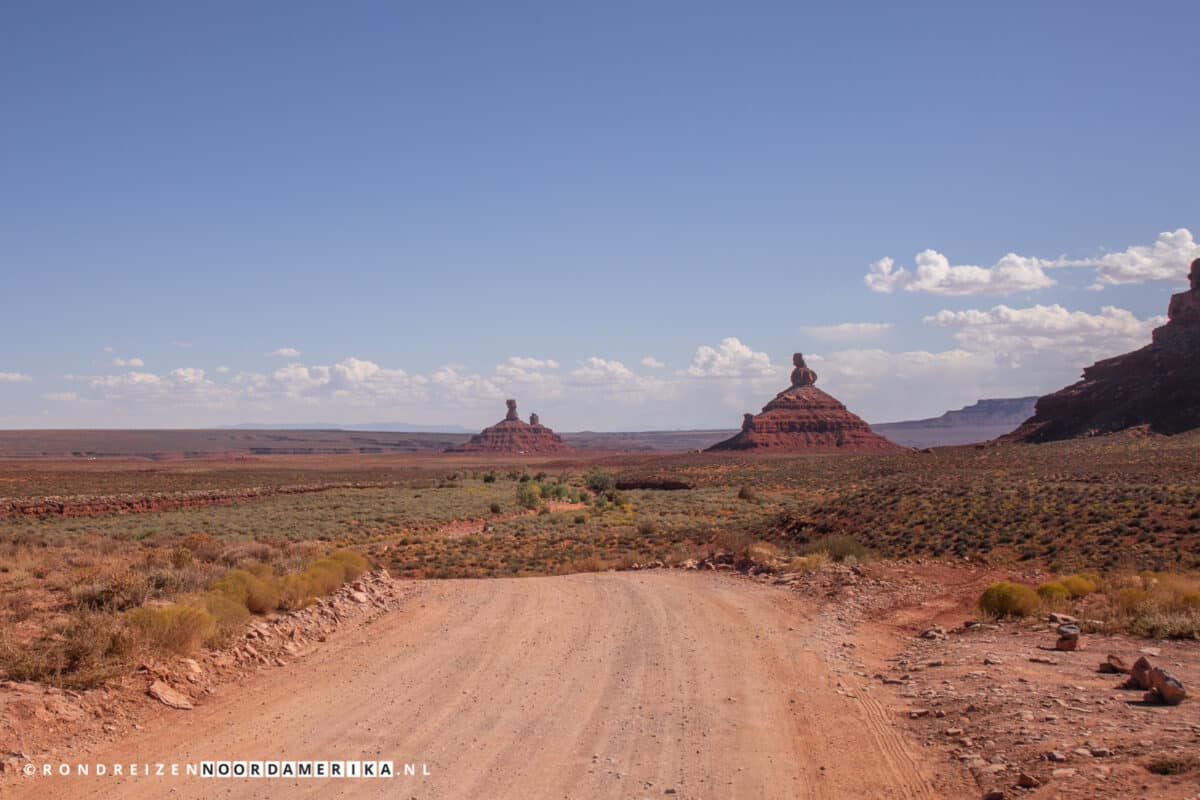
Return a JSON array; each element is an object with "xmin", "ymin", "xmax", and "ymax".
[
  {"xmin": 638, "ymin": 556, "xmax": 1199, "ymax": 798},
  {"xmin": 0, "ymin": 569, "xmax": 411, "ymax": 781}
]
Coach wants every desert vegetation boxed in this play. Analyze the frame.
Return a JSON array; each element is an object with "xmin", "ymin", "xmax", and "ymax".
[
  {"xmin": 979, "ymin": 570, "xmax": 1200, "ymax": 638},
  {"xmin": 2, "ymin": 430, "xmax": 1199, "ymax": 691}
]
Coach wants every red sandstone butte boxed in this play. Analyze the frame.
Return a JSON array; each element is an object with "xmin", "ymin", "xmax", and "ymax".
[
  {"xmin": 1006, "ymin": 258, "xmax": 1200, "ymax": 443},
  {"xmin": 707, "ymin": 353, "xmax": 903, "ymax": 452},
  {"xmin": 446, "ymin": 399, "xmax": 574, "ymax": 454}
]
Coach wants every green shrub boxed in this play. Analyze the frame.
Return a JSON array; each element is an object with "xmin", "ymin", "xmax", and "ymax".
[
  {"xmin": 583, "ymin": 469, "xmax": 616, "ymax": 494},
  {"xmin": 490, "ymin": 502, "xmax": 502, "ymax": 514},
  {"xmin": 979, "ymin": 581, "xmax": 1040, "ymax": 619},
  {"xmin": 517, "ymin": 482, "xmax": 542, "ymax": 510}
]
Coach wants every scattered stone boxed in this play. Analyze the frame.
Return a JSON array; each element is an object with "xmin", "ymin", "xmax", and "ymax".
[
  {"xmin": 1055, "ymin": 623, "xmax": 1082, "ymax": 651},
  {"xmin": 1030, "ymin": 656, "xmax": 1058, "ymax": 665},
  {"xmin": 1126, "ymin": 656, "xmax": 1153, "ymax": 690},
  {"xmin": 1045, "ymin": 751, "xmax": 1068, "ymax": 762},
  {"xmin": 147, "ymin": 681, "xmax": 193, "ymax": 710},
  {"xmin": 1098, "ymin": 654, "xmax": 1129, "ymax": 674},
  {"xmin": 1017, "ymin": 772, "xmax": 1041, "ymax": 788},
  {"xmin": 1048, "ymin": 613, "xmax": 1077, "ymax": 625},
  {"xmin": 1147, "ymin": 667, "xmax": 1187, "ymax": 706},
  {"xmin": 921, "ymin": 626, "xmax": 947, "ymax": 640}
]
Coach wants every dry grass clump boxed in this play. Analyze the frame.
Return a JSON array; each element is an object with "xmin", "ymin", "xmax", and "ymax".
[
  {"xmin": 1096, "ymin": 571, "xmax": 1200, "ymax": 638},
  {"xmin": 1020, "ymin": 570, "xmax": 1200, "ymax": 639},
  {"xmin": 69, "ymin": 570, "xmax": 151, "ymax": 611},
  {"xmin": 0, "ymin": 547, "xmax": 373, "ymax": 687},
  {"xmin": 0, "ymin": 612, "xmax": 137, "ymax": 689},
  {"xmin": 125, "ymin": 604, "xmax": 216, "ymax": 654},
  {"xmin": 785, "ymin": 551, "xmax": 830, "ymax": 574},
  {"xmin": 978, "ymin": 581, "xmax": 1040, "ymax": 619}
]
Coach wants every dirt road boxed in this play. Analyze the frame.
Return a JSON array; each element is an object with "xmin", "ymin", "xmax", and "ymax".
[{"xmin": 20, "ymin": 572, "xmax": 948, "ymax": 799}]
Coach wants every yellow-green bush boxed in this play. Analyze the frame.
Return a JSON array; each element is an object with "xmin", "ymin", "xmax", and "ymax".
[
  {"xmin": 197, "ymin": 591, "xmax": 250, "ymax": 638},
  {"xmin": 1116, "ymin": 587, "xmax": 1149, "ymax": 612},
  {"xmin": 978, "ymin": 581, "xmax": 1040, "ymax": 619},
  {"xmin": 328, "ymin": 549, "xmax": 370, "ymax": 581},
  {"xmin": 125, "ymin": 604, "xmax": 215, "ymax": 654},
  {"xmin": 241, "ymin": 561, "xmax": 275, "ymax": 581},
  {"xmin": 1061, "ymin": 574, "xmax": 1098, "ymax": 598},
  {"xmin": 210, "ymin": 569, "xmax": 280, "ymax": 614},
  {"xmin": 1037, "ymin": 581, "xmax": 1070, "ymax": 603},
  {"xmin": 276, "ymin": 573, "xmax": 316, "ymax": 611},
  {"xmin": 303, "ymin": 558, "xmax": 348, "ymax": 595}
]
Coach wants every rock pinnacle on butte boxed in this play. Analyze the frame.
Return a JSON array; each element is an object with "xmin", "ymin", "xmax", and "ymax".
[
  {"xmin": 707, "ymin": 354, "xmax": 902, "ymax": 452},
  {"xmin": 445, "ymin": 399, "xmax": 574, "ymax": 454}
]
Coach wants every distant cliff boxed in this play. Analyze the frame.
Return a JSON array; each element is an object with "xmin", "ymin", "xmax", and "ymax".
[
  {"xmin": 1006, "ymin": 258, "xmax": 1200, "ymax": 442},
  {"xmin": 870, "ymin": 397, "xmax": 1038, "ymax": 448}
]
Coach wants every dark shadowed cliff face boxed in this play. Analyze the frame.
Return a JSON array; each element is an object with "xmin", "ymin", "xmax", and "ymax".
[
  {"xmin": 707, "ymin": 354, "xmax": 903, "ymax": 452},
  {"xmin": 1006, "ymin": 259, "xmax": 1200, "ymax": 442},
  {"xmin": 445, "ymin": 400, "xmax": 574, "ymax": 454}
]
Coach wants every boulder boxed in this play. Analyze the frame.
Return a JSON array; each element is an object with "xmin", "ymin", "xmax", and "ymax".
[
  {"xmin": 1148, "ymin": 667, "xmax": 1188, "ymax": 706},
  {"xmin": 147, "ymin": 680, "xmax": 193, "ymax": 710},
  {"xmin": 1054, "ymin": 623, "xmax": 1082, "ymax": 651},
  {"xmin": 1126, "ymin": 656, "xmax": 1154, "ymax": 690},
  {"xmin": 707, "ymin": 354, "xmax": 903, "ymax": 452}
]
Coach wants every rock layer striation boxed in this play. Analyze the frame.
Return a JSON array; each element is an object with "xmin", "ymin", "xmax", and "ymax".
[
  {"xmin": 707, "ymin": 354, "xmax": 903, "ymax": 452},
  {"xmin": 446, "ymin": 400, "xmax": 574, "ymax": 454},
  {"xmin": 1007, "ymin": 258, "xmax": 1200, "ymax": 442}
]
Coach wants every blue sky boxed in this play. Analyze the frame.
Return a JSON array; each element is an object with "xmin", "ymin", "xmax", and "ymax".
[{"xmin": 2, "ymin": 2, "xmax": 1198, "ymax": 429}]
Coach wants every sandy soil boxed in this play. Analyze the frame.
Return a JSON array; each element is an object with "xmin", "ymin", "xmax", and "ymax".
[{"xmin": 11, "ymin": 571, "xmax": 958, "ymax": 800}]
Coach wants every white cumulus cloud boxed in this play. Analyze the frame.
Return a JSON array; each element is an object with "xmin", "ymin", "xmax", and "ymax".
[
  {"xmin": 0, "ymin": 372, "xmax": 32, "ymax": 383},
  {"xmin": 866, "ymin": 228, "xmax": 1199, "ymax": 296},
  {"xmin": 640, "ymin": 356, "xmax": 665, "ymax": 368},
  {"xmin": 112, "ymin": 357, "xmax": 145, "ymax": 367},
  {"xmin": 266, "ymin": 347, "xmax": 302, "ymax": 359},
  {"xmin": 683, "ymin": 337, "xmax": 778, "ymax": 378},
  {"xmin": 1084, "ymin": 228, "xmax": 1199, "ymax": 287},
  {"xmin": 865, "ymin": 251, "xmax": 1057, "ymax": 296}
]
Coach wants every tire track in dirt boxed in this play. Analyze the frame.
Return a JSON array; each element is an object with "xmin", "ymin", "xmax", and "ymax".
[{"xmin": 16, "ymin": 572, "xmax": 950, "ymax": 800}]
